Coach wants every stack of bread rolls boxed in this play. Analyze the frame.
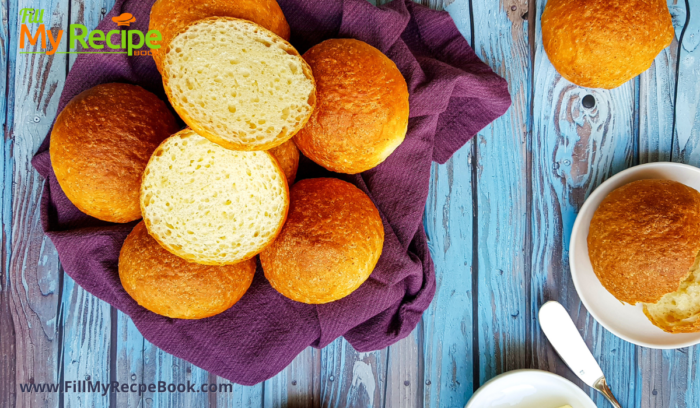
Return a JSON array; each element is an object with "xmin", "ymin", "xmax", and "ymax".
[{"xmin": 50, "ymin": 0, "xmax": 409, "ymax": 319}]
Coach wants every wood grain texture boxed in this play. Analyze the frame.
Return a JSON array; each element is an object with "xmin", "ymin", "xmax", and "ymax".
[
  {"xmin": 0, "ymin": 0, "xmax": 16, "ymax": 404},
  {"xmin": 676, "ymin": 1, "xmax": 700, "ymax": 407},
  {"xmin": 471, "ymin": 0, "xmax": 530, "ymax": 386},
  {"xmin": 637, "ymin": 1, "xmax": 692, "ymax": 408},
  {"xmin": 6, "ymin": 0, "xmax": 68, "ymax": 407},
  {"xmin": 383, "ymin": 330, "xmax": 422, "ymax": 408},
  {"xmin": 320, "ymin": 339, "xmax": 387, "ymax": 408},
  {"xmin": 61, "ymin": 275, "xmax": 111, "ymax": 407},
  {"xmin": 419, "ymin": 2, "xmax": 475, "ymax": 406},
  {"xmin": 531, "ymin": 1, "xmax": 641, "ymax": 406},
  {"xmin": 115, "ymin": 313, "xmax": 146, "ymax": 408},
  {"xmin": 422, "ymin": 157, "xmax": 474, "ymax": 407},
  {"xmin": 264, "ymin": 347, "xmax": 320, "ymax": 408},
  {"xmin": 673, "ymin": 0, "xmax": 700, "ymax": 164},
  {"xmin": 58, "ymin": 2, "xmax": 115, "ymax": 407}
]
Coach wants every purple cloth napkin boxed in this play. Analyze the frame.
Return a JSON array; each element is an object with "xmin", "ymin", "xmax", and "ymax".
[{"xmin": 32, "ymin": 0, "xmax": 510, "ymax": 385}]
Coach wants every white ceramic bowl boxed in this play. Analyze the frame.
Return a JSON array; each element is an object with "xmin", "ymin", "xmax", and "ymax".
[
  {"xmin": 570, "ymin": 162, "xmax": 700, "ymax": 349},
  {"xmin": 465, "ymin": 369, "xmax": 596, "ymax": 408}
]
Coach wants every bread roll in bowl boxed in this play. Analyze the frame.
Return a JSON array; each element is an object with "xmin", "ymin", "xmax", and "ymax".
[
  {"xmin": 294, "ymin": 39, "xmax": 409, "ymax": 174},
  {"xmin": 149, "ymin": 0, "xmax": 290, "ymax": 73},
  {"xmin": 50, "ymin": 83, "xmax": 179, "ymax": 223},
  {"xmin": 261, "ymin": 178, "xmax": 384, "ymax": 304},
  {"xmin": 542, "ymin": 0, "xmax": 674, "ymax": 89},
  {"xmin": 119, "ymin": 222, "xmax": 256, "ymax": 319},
  {"xmin": 588, "ymin": 179, "xmax": 700, "ymax": 305}
]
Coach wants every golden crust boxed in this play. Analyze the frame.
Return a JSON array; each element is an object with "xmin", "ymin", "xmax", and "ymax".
[
  {"xmin": 293, "ymin": 39, "xmax": 409, "ymax": 174},
  {"xmin": 161, "ymin": 17, "xmax": 316, "ymax": 152},
  {"xmin": 50, "ymin": 83, "xmax": 179, "ymax": 223},
  {"xmin": 260, "ymin": 178, "xmax": 384, "ymax": 304},
  {"xmin": 588, "ymin": 180, "xmax": 700, "ymax": 304},
  {"xmin": 541, "ymin": 0, "xmax": 674, "ymax": 89},
  {"xmin": 119, "ymin": 222, "xmax": 256, "ymax": 319},
  {"xmin": 268, "ymin": 139, "xmax": 300, "ymax": 186},
  {"xmin": 642, "ymin": 305, "xmax": 700, "ymax": 334},
  {"xmin": 140, "ymin": 129, "xmax": 290, "ymax": 266},
  {"xmin": 149, "ymin": 0, "xmax": 290, "ymax": 73}
]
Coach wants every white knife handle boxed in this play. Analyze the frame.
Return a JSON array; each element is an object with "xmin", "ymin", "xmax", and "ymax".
[{"xmin": 539, "ymin": 301, "xmax": 622, "ymax": 408}]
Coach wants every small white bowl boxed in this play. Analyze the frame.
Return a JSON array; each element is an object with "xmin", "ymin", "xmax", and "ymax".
[
  {"xmin": 570, "ymin": 162, "xmax": 700, "ymax": 349},
  {"xmin": 465, "ymin": 369, "xmax": 596, "ymax": 408}
]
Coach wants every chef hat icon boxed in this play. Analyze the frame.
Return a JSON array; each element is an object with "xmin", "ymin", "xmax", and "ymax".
[{"xmin": 112, "ymin": 13, "xmax": 136, "ymax": 27}]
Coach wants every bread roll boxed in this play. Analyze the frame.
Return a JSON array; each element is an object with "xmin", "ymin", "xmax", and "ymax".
[
  {"xmin": 261, "ymin": 178, "xmax": 384, "ymax": 304},
  {"xmin": 293, "ymin": 39, "xmax": 409, "ymax": 174},
  {"xmin": 268, "ymin": 139, "xmax": 299, "ymax": 185},
  {"xmin": 119, "ymin": 222, "xmax": 256, "ymax": 319},
  {"xmin": 162, "ymin": 17, "xmax": 316, "ymax": 151},
  {"xmin": 644, "ymin": 252, "xmax": 700, "ymax": 333},
  {"xmin": 542, "ymin": 0, "xmax": 674, "ymax": 89},
  {"xmin": 587, "ymin": 180, "xmax": 700, "ymax": 305},
  {"xmin": 149, "ymin": 0, "xmax": 290, "ymax": 73},
  {"xmin": 141, "ymin": 129, "xmax": 289, "ymax": 265},
  {"xmin": 50, "ymin": 83, "xmax": 179, "ymax": 223}
]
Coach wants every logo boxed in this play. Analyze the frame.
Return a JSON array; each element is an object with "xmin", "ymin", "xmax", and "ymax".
[
  {"xmin": 112, "ymin": 13, "xmax": 136, "ymax": 27},
  {"xmin": 19, "ymin": 8, "xmax": 161, "ymax": 56}
]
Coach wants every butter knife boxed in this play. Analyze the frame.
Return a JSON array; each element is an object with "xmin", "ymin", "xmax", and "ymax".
[{"xmin": 538, "ymin": 301, "xmax": 622, "ymax": 408}]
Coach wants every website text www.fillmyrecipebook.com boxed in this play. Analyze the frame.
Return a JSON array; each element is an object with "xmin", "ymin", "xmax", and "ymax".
[{"xmin": 19, "ymin": 380, "xmax": 234, "ymax": 395}]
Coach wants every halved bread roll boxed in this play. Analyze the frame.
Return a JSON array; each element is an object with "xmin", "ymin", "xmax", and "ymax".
[
  {"xmin": 140, "ymin": 129, "xmax": 289, "ymax": 265},
  {"xmin": 149, "ymin": 0, "xmax": 291, "ymax": 73},
  {"xmin": 644, "ymin": 252, "xmax": 700, "ymax": 333},
  {"xmin": 162, "ymin": 17, "xmax": 316, "ymax": 151}
]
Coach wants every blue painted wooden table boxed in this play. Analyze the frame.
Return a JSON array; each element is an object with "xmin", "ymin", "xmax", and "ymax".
[{"xmin": 2, "ymin": 0, "xmax": 700, "ymax": 406}]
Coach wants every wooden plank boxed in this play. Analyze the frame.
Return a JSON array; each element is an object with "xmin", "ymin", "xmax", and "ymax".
[
  {"xmin": 58, "ymin": 2, "xmax": 114, "ymax": 407},
  {"xmin": 637, "ymin": 1, "xmax": 691, "ymax": 407},
  {"xmin": 215, "ymin": 375, "xmax": 263, "ymax": 408},
  {"xmin": 674, "ymin": 0, "xmax": 700, "ymax": 406},
  {"xmin": 0, "ymin": 0, "xmax": 16, "ymax": 403},
  {"xmin": 531, "ymin": 0, "xmax": 641, "ymax": 406},
  {"xmin": 470, "ymin": 0, "xmax": 530, "ymax": 386},
  {"xmin": 422, "ymin": 156, "xmax": 474, "ymax": 408},
  {"xmin": 115, "ymin": 313, "xmax": 146, "ymax": 408},
  {"xmin": 320, "ymin": 338, "xmax": 387, "ymax": 408},
  {"xmin": 61, "ymin": 275, "xmax": 111, "ymax": 406},
  {"xmin": 672, "ymin": 0, "xmax": 700, "ymax": 164},
  {"xmin": 383, "ymin": 330, "xmax": 422, "ymax": 408},
  {"xmin": 263, "ymin": 347, "xmax": 320, "ymax": 408},
  {"xmin": 147, "ymin": 347, "xmax": 210, "ymax": 407},
  {"xmin": 6, "ymin": 0, "xmax": 69, "ymax": 406},
  {"xmin": 420, "ymin": 1, "xmax": 474, "ymax": 406}
]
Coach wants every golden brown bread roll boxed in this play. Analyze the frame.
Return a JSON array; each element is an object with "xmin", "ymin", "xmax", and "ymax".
[
  {"xmin": 149, "ymin": 0, "xmax": 290, "ymax": 73},
  {"xmin": 541, "ymin": 0, "xmax": 674, "ymax": 89},
  {"xmin": 261, "ymin": 178, "xmax": 384, "ymax": 304},
  {"xmin": 588, "ymin": 179, "xmax": 700, "ymax": 305},
  {"xmin": 268, "ymin": 139, "xmax": 300, "ymax": 185},
  {"xmin": 294, "ymin": 39, "xmax": 409, "ymax": 174},
  {"xmin": 119, "ymin": 222, "xmax": 256, "ymax": 319},
  {"xmin": 50, "ymin": 83, "xmax": 179, "ymax": 223}
]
